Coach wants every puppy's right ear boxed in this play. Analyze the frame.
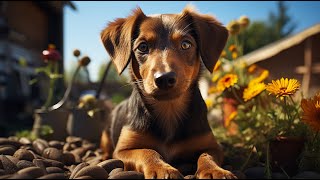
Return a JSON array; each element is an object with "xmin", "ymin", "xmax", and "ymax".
[{"xmin": 101, "ymin": 8, "xmax": 146, "ymax": 74}]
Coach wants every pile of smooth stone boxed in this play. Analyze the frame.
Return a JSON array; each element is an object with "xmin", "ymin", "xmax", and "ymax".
[{"xmin": 0, "ymin": 136, "xmax": 146, "ymax": 179}]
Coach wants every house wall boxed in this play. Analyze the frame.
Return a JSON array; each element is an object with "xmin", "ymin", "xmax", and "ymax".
[
  {"xmin": 7, "ymin": 1, "xmax": 48, "ymax": 53},
  {"xmin": 256, "ymin": 34, "xmax": 320, "ymax": 97}
]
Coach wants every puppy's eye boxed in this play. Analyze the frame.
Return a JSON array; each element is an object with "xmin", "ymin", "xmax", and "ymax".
[
  {"xmin": 137, "ymin": 42, "xmax": 149, "ymax": 53},
  {"xmin": 181, "ymin": 40, "xmax": 192, "ymax": 50}
]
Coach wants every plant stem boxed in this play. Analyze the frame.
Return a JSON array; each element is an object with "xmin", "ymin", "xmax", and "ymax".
[
  {"xmin": 240, "ymin": 145, "xmax": 255, "ymax": 171},
  {"xmin": 283, "ymin": 96, "xmax": 293, "ymax": 133},
  {"xmin": 231, "ymin": 87, "xmax": 245, "ymax": 105},
  {"xmin": 43, "ymin": 62, "xmax": 55, "ymax": 110},
  {"xmin": 265, "ymin": 141, "xmax": 272, "ymax": 179}
]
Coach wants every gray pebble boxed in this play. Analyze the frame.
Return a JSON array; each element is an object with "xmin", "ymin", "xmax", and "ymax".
[
  {"xmin": 46, "ymin": 167, "xmax": 64, "ymax": 174},
  {"xmin": 17, "ymin": 166, "xmax": 45, "ymax": 178},
  {"xmin": 16, "ymin": 160, "xmax": 35, "ymax": 169},
  {"xmin": 33, "ymin": 159, "xmax": 48, "ymax": 174},
  {"xmin": 19, "ymin": 137, "xmax": 32, "ymax": 145},
  {"xmin": 0, "ymin": 138, "xmax": 22, "ymax": 148},
  {"xmin": 86, "ymin": 156, "xmax": 102, "ymax": 166},
  {"xmin": 5, "ymin": 155, "xmax": 19, "ymax": 164},
  {"xmin": 74, "ymin": 175, "xmax": 93, "ymax": 179},
  {"xmin": 38, "ymin": 173, "xmax": 66, "ymax": 179},
  {"xmin": 109, "ymin": 168, "xmax": 123, "ymax": 177},
  {"xmin": 49, "ymin": 141, "xmax": 64, "ymax": 150},
  {"xmin": 42, "ymin": 147, "xmax": 64, "ymax": 162},
  {"xmin": 74, "ymin": 165, "xmax": 109, "ymax": 179},
  {"xmin": 71, "ymin": 147, "xmax": 88, "ymax": 158},
  {"xmin": 7, "ymin": 173, "xmax": 32, "ymax": 179},
  {"xmin": 0, "ymin": 146, "xmax": 16, "ymax": 155},
  {"xmin": 108, "ymin": 171, "xmax": 144, "ymax": 179},
  {"xmin": 13, "ymin": 149, "xmax": 35, "ymax": 161},
  {"xmin": 82, "ymin": 150, "xmax": 95, "ymax": 161},
  {"xmin": 66, "ymin": 136, "xmax": 82, "ymax": 147},
  {"xmin": 42, "ymin": 158, "xmax": 65, "ymax": 169},
  {"xmin": 33, "ymin": 139, "xmax": 49, "ymax": 155},
  {"xmin": 63, "ymin": 143, "xmax": 73, "ymax": 151},
  {"xmin": 0, "ymin": 155, "xmax": 18, "ymax": 174},
  {"xmin": 62, "ymin": 152, "xmax": 76, "ymax": 165},
  {"xmin": 97, "ymin": 159, "xmax": 124, "ymax": 173},
  {"xmin": 70, "ymin": 162, "xmax": 90, "ymax": 179}
]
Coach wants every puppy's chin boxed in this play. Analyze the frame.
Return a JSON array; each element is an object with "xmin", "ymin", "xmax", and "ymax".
[{"xmin": 147, "ymin": 90, "xmax": 181, "ymax": 101}]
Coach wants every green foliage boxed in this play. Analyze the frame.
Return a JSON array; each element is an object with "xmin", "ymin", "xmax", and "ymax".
[
  {"xmin": 239, "ymin": 1, "xmax": 296, "ymax": 54},
  {"xmin": 15, "ymin": 125, "xmax": 53, "ymax": 141},
  {"xmin": 97, "ymin": 61, "xmax": 128, "ymax": 84}
]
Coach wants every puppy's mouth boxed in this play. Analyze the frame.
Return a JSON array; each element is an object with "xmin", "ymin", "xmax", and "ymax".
[{"xmin": 149, "ymin": 89, "xmax": 181, "ymax": 101}]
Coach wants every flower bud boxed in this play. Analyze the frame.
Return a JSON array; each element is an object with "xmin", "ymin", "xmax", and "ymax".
[
  {"xmin": 79, "ymin": 56, "xmax": 91, "ymax": 66},
  {"xmin": 238, "ymin": 15, "xmax": 250, "ymax": 29},
  {"xmin": 73, "ymin": 49, "xmax": 81, "ymax": 57},
  {"xmin": 227, "ymin": 20, "xmax": 240, "ymax": 35},
  {"xmin": 42, "ymin": 44, "xmax": 61, "ymax": 62}
]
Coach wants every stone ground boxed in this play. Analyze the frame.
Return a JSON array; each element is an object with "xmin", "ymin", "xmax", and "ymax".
[{"xmin": 1, "ymin": 136, "xmax": 320, "ymax": 179}]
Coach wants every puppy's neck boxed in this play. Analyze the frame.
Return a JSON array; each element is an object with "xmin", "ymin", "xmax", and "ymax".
[{"xmin": 144, "ymin": 89, "xmax": 192, "ymax": 139}]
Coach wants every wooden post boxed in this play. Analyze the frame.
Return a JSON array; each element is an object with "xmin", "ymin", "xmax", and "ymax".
[{"xmin": 295, "ymin": 37, "xmax": 320, "ymax": 97}]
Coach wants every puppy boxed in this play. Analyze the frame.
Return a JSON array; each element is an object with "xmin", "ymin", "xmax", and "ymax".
[{"xmin": 100, "ymin": 5, "xmax": 236, "ymax": 179}]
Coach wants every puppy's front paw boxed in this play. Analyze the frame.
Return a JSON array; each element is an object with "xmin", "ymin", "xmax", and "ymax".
[
  {"xmin": 196, "ymin": 167, "xmax": 237, "ymax": 179},
  {"xmin": 144, "ymin": 163, "xmax": 183, "ymax": 179}
]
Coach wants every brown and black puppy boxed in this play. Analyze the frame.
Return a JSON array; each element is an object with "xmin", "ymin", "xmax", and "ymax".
[{"xmin": 100, "ymin": 5, "xmax": 236, "ymax": 179}]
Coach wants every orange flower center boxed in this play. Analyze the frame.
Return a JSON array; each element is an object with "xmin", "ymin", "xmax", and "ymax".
[{"xmin": 224, "ymin": 77, "xmax": 231, "ymax": 83}]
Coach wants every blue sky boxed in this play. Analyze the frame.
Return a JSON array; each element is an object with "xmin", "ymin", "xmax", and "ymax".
[{"xmin": 63, "ymin": 1, "xmax": 320, "ymax": 82}]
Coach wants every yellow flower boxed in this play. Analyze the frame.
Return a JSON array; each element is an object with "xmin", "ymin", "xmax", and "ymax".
[
  {"xmin": 266, "ymin": 78, "xmax": 300, "ymax": 99},
  {"xmin": 248, "ymin": 70, "xmax": 269, "ymax": 87},
  {"xmin": 243, "ymin": 83, "xmax": 266, "ymax": 102},
  {"xmin": 211, "ymin": 73, "xmax": 220, "ymax": 83},
  {"xmin": 228, "ymin": 44, "xmax": 238, "ymax": 52},
  {"xmin": 208, "ymin": 86, "xmax": 219, "ymax": 94},
  {"xmin": 217, "ymin": 74, "xmax": 238, "ymax": 92},
  {"xmin": 213, "ymin": 60, "xmax": 221, "ymax": 71},
  {"xmin": 225, "ymin": 111, "xmax": 238, "ymax": 127},
  {"xmin": 238, "ymin": 15, "xmax": 250, "ymax": 29},
  {"xmin": 301, "ymin": 93, "xmax": 320, "ymax": 131},
  {"xmin": 205, "ymin": 98, "xmax": 214, "ymax": 109},
  {"xmin": 220, "ymin": 50, "xmax": 227, "ymax": 58},
  {"xmin": 248, "ymin": 64, "xmax": 257, "ymax": 73},
  {"xmin": 232, "ymin": 52, "xmax": 238, "ymax": 59}
]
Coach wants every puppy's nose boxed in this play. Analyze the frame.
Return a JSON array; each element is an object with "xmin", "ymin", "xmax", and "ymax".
[{"xmin": 154, "ymin": 72, "xmax": 177, "ymax": 90}]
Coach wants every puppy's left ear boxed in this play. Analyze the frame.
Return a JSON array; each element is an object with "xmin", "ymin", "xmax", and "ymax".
[
  {"xmin": 181, "ymin": 6, "xmax": 229, "ymax": 73},
  {"xmin": 101, "ymin": 7, "xmax": 146, "ymax": 75}
]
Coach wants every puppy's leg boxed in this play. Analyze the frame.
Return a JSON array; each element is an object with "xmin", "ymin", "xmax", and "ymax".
[
  {"xmin": 114, "ymin": 126, "xmax": 183, "ymax": 179},
  {"xmin": 114, "ymin": 149, "xmax": 183, "ymax": 179},
  {"xmin": 195, "ymin": 138, "xmax": 237, "ymax": 179},
  {"xmin": 100, "ymin": 129, "xmax": 114, "ymax": 160}
]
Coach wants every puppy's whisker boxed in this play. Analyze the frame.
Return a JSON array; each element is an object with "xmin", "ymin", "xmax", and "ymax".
[{"xmin": 180, "ymin": 22, "xmax": 194, "ymax": 35}]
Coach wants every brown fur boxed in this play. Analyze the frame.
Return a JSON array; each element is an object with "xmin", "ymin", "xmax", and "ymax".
[{"xmin": 100, "ymin": 5, "xmax": 236, "ymax": 179}]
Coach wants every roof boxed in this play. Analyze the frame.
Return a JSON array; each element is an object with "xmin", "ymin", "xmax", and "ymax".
[{"xmin": 238, "ymin": 23, "xmax": 320, "ymax": 65}]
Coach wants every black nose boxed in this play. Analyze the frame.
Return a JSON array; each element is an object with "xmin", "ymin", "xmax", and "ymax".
[{"xmin": 154, "ymin": 72, "xmax": 177, "ymax": 90}]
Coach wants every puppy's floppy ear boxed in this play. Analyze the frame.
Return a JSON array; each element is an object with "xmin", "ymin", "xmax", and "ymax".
[
  {"xmin": 101, "ymin": 7, "xmax": 146, "ymax": 74},
  {"xmin": 181, "ymin": 6, "xmax": 229, "ymax": 73}
]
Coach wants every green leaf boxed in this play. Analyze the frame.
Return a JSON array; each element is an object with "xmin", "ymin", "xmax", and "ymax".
[
  {"xmin": 49, "ymin": 73, "xmax": 64, "ymax": 79},
  {"xmin": 29, "ymin": 78, "xmax": 38, "ymax": 85}
]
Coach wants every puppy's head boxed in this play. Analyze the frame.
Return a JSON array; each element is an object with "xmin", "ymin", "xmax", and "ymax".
[{"xmin": 101, "ymin": 6, "xmax": 228, "ymax": 101}]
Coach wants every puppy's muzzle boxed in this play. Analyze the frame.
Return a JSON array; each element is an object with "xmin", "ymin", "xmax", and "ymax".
[{"xmin": 154, "ymin": 71, "xmax": 177, "ymax": 90}]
